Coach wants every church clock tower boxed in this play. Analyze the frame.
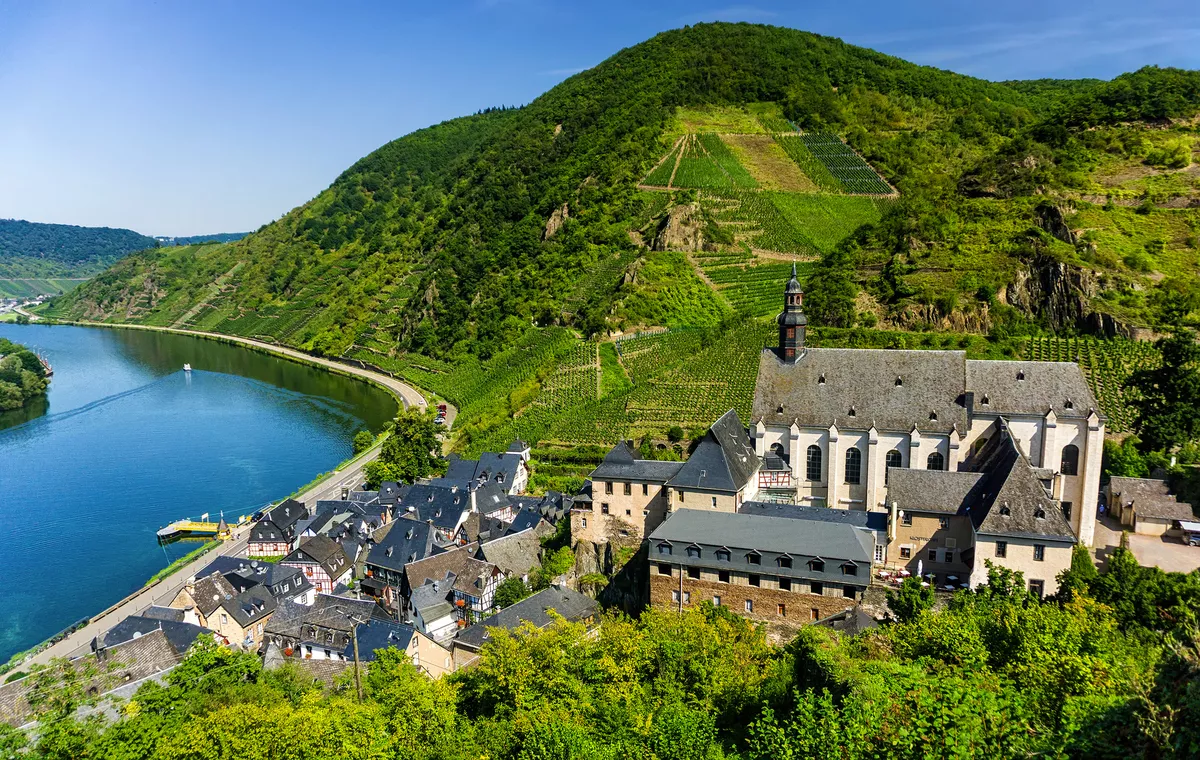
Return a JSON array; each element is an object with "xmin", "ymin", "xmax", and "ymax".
[{"xmin": 777, "ymin": 263, "xmax": 807, "ymax": 362}]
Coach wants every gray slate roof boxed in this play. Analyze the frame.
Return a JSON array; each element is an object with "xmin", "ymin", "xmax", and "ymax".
[
  {"xmin": 649, "ymin": 509, "xmax": 874, "ymax": 566},
  {"xmin": 966, "ymin": 360, "xmax": 1101, "ymax": 420},
  {"xmin": 668, "ymin": 409, "xmax": 759, "ymax": 493},
  {"xmin": 590, "ymin": 442, "xmax": 684, "ymax": 483},
  {"xmin": 97, "ymin": 616, "xmax": 209, "ymax": 655},
  {"xmin": 738, "ymin": 501, "xmax": 888, "ymax": 534},
  {"xmin": 410, "ymin": 580, "xmax": 456, "ymax": 623},
  {"xmin": 476, "ymin": 526, "xmax": 544, "ymax": 578},
  {"xmin": 220, "ymin": 584, "xmax": 277, "ymax": 629},
  {"xmin": 252, "ymin": 499, "xmax": 307, "ymax": 543},
  {"xmin": 284, "ymin": 535, "xmax": 350, "ymax": 580},
  {"xmin": 1109, "ymin": 477, "xmax": 1196, "ymax": 521},
  {"xmin": 365, "ymin": 517, "xmax": 436, "ymax": 573},
  {"xmin": 754, "ymin": 347, "xmax": 970, "ymax": 433},
  {"xmin": 885, "ymin": 468, "xmax": 985, "ymax": 515},
  {"xmin": 455, "ymin": 585, "xmax": 598, "ymax": 652},
  {"xmin": 189, "ymin": 572, "xmax": 239, "ymax": 617},
  {"xmin": 345, "ymin": 619, "xmax": 418, "ymax": 662},
  {"xmin": 195, "ymin": 556, "xmax": 311, "ymax": 601},
  {"xmin": 396, "ymin": 484, "xmax": 473, "ymax": 532}
]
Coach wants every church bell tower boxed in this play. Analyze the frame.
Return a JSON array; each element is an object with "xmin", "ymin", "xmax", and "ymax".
[{"xmin": 777, "ymin": 263, "xmax": 807, "ymax": 362}]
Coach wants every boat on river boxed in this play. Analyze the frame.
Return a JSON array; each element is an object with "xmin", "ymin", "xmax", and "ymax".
[{"xmin": 183, "ymin": 363, "xmax": 192, "ymax": 372}]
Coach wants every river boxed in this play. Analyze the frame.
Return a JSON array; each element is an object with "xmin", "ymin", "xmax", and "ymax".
[{"xmin": 0, "ymin": 324, "xmax": 397, "ymax": 663}]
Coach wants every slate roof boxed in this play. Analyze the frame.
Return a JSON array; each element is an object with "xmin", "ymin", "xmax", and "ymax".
[
  {"xmin": 737, "ymin": 501, "xmax": 888, "ymax": 534},
  {"xmin": 405, "ymin": 545, "xmax": 499, "ymax": 598},
  {"xmin": 138, "ymin": 605, "xmax": 187, "ymax": 623},
  {"xmin": 812, "ymin": 605, "xmax": 879, "ymax": 636},
  {"xmin": 396, "ymin": 484, "xmax": 473, "ymax": 532},
  {"xmin": 445, "ymin": 451, "xmax": 525, "ymax": 491},
  {"xmin": 366, "ymin": 517, "xmax": 436, "ymax": 573},
  {"xmin": 410, "ymin": 580, "xmax": 456, "ymax": 623},
  {"xmin": 506, "ymin": 506, "xmax": 544, "ymax": 534},
  {"xmin": 189, "ymin": 572, "xmax": 239, "ymax": 617},
  {"xmin": 378, "ymin": 482, "xmax": 409, "ymax": 508},
  {"xmin": 264, "ymin": 600, "xmax": 307, "ymax": 641},
  {"xmin": 649, "ymin": 509, "xmax": 875, "ymax": 565},
  {"xmin": 1109, "ymin": 477, "xmax": 1196, "ymax": 521},
  {"xmin": 667, "ymin": 409, "xmax": 759, "ymax": 493},
  {"xmin": 966, "ymin": 360, "xmax": 1101, "ymax": 420},
  {"xmin": 252, "ymin": 499, "xmax": 307, "ymax": 543},
  {"xmin": 97, "ymin": 616, "xmax": 209, "ymax": 655},
  {"xmin": 477, "ymin": 527, "xmax": 544, "ymax": 578},
  {"xmin": 965, "ymin": 420, "xmax": 1076, "ymax": 542},
  {"xmin": 458, "ymin": 511, "xmax": 508, "ymax": 544},
  {"xmin": 284, "ymin": 535, "xmax": 351, "ymax": 580},
  {"xmin": 345, "ymin": 619, "xmax": 418, "ymax": 662},
  {"xmin": 754, "ymin": 347, "xmax": 970, "ymax": 433},
  {"xmin": 455, "ymin": 585, "xmax": 598, "ymax": 652},
  {"xmin": 195, "ymin": 556, "xmax": 311, "ymax": 601},
  {"xmin": 885, "ymin": 468, "xmax": 985, "ymax": 515},
  {"xmin": 221, "ymin": 584, "xmax": 277, "ymax": 629},
  {"xmin": 590, "ymin": 441, "xmax": 684, "ymax": 482}
]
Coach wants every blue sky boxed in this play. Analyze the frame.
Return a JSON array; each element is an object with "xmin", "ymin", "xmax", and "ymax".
[{"xmin": 1, "ymin": 1, "xmax": 1197, "ymax": 236}]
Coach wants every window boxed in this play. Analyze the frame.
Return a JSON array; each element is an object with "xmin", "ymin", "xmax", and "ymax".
[
  {"xmin": 601, "ymin": 503, "xmax": 609, "ymax": 515},
  {"xmin": 944, "ymin": 549, "xmax": 954, "ymax": 563},
  {"xmin": 686, "ymin": 546, "xmax": 701, "ymax": 558},
  {"xmin": 658, "ymin": 563, "xmax": 671, "ymax": 575},
  {"xmin": 1062, "ymin": 501, "xmax": 1073, "ymax": 522},
  {"xmin": 995, "ymin": 541, "xmax": 1007, "ymax": 558},
  {"xmin": 777, "ymin": 556, "xmax": 792, "ymax": 569},
  {"xmin": 939, "ymin": 516, "xmax": 949, "ymax": 530},
  {"xmin": 900, "ymin": 546, "xmax": 912, "ymax": 559},
  {"xmin": 625, "ymin": 509, "xmax": 631, "ymax": 516},
  {"xmin": 806, "ymin": 445, "xmax": 823, "ymax": 481},
  {"xmin": 845, "ymin": 447, "xmax": 862, "ymax": 484},
  {"xmin": 1034, "ymin": 508, "xmax": 1045, "ymax": 519},
  {"xmin": 1061, "ymin": 444, "xmax": 1079, "ymax": 476},
  {"xmin": 683, "ymin": 591, "xmax": 690, "ymax": 604},
  {"xmin": 672, "ymin": 589, "xmax": 680, "ymax": 603},
  {"xmin": 220, "ymin": 614, "xmax": 228, "ymax": 626},
  {"xmin": 811, "ymin": 608, "xmax": 820, "ymax": 620},
  {"xmin": 811, "ymin": 582, "xmax": 824, "ymax": 595},
  {"xmin": 712, "ymin": 595, "xmax": 721, "ymax": 606},
  {"xmin": 581, "ymin": 517, "xmax": 587, "ymax": 528},
  {"xmin": 687, "ymin": 567, "xmax": 700, "ymax": 580},
  {"xmin": 902, "ymin": 512, "xmax": 913, "ymax": 526},
  {"xmin": 678, "ymin": 491, "xmax": 685, "ymax": 503},
  {"xmin": 711, "ymin": 496, "xmax": 717, "ymax": 508},
  {"xmin": 745, "ymin": 599, "xmax": 754, "ymax": 613},
  {"xmin": 605, "ymin": 481, "xmax": 613, "ymax": 495},
  {"xmin": 749, "ymin": 574, "xmax": 760, "ymax": 587},
  {"xmin": 718, "ymin": 570, "xmax": 730, "ymax": 583},
  {"xmin": 927, "ymin": 451, "xmax": 945, "ymax": 471},
  {"xmin": 842, "ymin": 563, "xmax": 858, "ymax": 577},
  {"xmin": 657, "ymin": 543, "xmax": 671, "ymax": 556},
  {"xmin": 842, "ymin": 586, "xmax": 856, "ymax": 599},
  {"xmin": 747, "ymin": 552, "xmax": 761, "ymax": 565},
  {"xmin": 928, "ymin": 549, "xmax": 937, "ymax": 562},
  {"xmin": 642, "ymin": 483, "xmax": 649, "ymax": 496},
  {"xmin": 885, "ymin": 449, "xmax": 902, "ymax": 482},
  {"xmin": 623, "ymin": 482, "xmax": 632, "ymax": 496},
  {"xmin": 716, "ymin": 549, "xmax": 730, "ymax": 562},
  {"xmin": 874, "ymin": 545, "xmax": 884, "ymax": 563},
  {"xmin": 778, "ymin": 603, "xmax": 787, "ymax": 617},
  {"xmin": 1029, "ymin": 580, "xmax": 1045, "ymax": 598},
  {"xmin": 1034, "ymin": 544, "xmax": 1045, "ymax": 561},
  {"xmin": 809, "ymin": 559, "xmax": 825, "ymax": 572},
  {"xmin": 779, "ymin": 577, "xmax": 792, "ymax": 591}
]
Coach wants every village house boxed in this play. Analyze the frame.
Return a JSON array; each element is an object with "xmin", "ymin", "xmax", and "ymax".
[
  {"xmin": 476, "ymin": 525, "xmax": 550, "ymax": 583},
  {"xmin": 444, "ymin": 441, "xmax": 532, "ymax": 496},
  {"xmin": 346, "ymin": 618, "xmax": 454, "ymax": 678},
  {"xmin": 282, "ymin": 535, "xmax": 353, "ymax": 594},
  {"xmin": 196, "ymin": 556, "xmax": 315, "ymax": 605},
  {"xmin": 452, "ymin": 585, "xmax": 598, "ymax": 668},
  {"xmin": 571, "ymin": 441, "xmax": 682, "ymax": 543},
  {"xmin": 647, "ymin": 509, "xmax": 875, "ymax": 624},
  {"xmin": 169, "ymin": 571, "xmax": 278, "ymax": 649},
  {"xmin": 394, "ymin": 483, "xmax": 480, "ymax": 546},
  {"xmin": 1107, "ymin": 477, "xmax": 1196, "ymax": 537},
  {"xmin": 403, "ymin": 545, "xmax": 503, "ymax": 630},
  {"xmin": 264, "ymin": 593, "xmax": 390, "ymax": 661},
  {"xmin": 666, "ymin": 409, "xmax": 761, "ymax": 512},
  {"xmin": 750, "ymin": 267, "xmax": 1104, "ymax": 549},
  {"xmin": 362, "ymin": 517, "xmax": 437, "ymax": 612},
  {"xmin": 248, "ymin": 499, "xmax": 308, "ymax": 558}
]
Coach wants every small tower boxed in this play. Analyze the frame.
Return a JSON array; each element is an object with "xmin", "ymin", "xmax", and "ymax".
[{"xmin": 777, "ymin": 262, "xmax": 807, "ymax": 362}]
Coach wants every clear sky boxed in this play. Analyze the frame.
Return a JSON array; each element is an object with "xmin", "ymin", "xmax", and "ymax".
[{"xmin": 1, "ymin": 0, "xmax": 1197, "ymax": 236}]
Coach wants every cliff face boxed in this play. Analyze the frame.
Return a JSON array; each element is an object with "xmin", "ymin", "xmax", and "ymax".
[
  {"xmin": 1004, "ymin": 255, "xmax": 1138, "ymax": 337},
  {"xmin": 652, "ymin": 204, "xmax": 708, "ymax": 252}
]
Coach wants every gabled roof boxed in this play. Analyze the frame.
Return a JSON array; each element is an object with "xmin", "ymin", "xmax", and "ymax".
[
  {"xmin": 378, "ymin": 482, "xmax": 409, "ymax": 508},
  {"xmin": 965, "ymin": 420, "xmax": 1076, "ymax": 541},
  {"xmin": 345, "ymin": 619, "xmax": 423, "ymax": 662},
  {"xmin": 366, "ymin": 517, "xmax": 436, "ymax": 573},
  {"xmin": 258, "ymin": 499, "xmax": 306, "ymax": 534},
  {"xmin": 404, "ymin": 545, "xmax": 499, "ymax": 598},
  {"xmin": 648, "ymin": 509, "xmax": 875, "ymax": 565},
  {"xmin": 966, "ymin": 360, "xmax": 1101, "ymax": 420},
  {"xmin": 667, "ymin": 409, "xmax": 759, "ymax": 493},
  {"xmin": 476, "ymin": 527, "xmax": 544, "ymax": 578},
  {"xmin": 220, "ymin": 584, "xmax": 278, "ymax": 629},
  {"xmin": 410, "ymin": 580, "xmax": 456, "ymax": 622},
  {"xmin": 396, "ymin": 484, "xmax": 473, "ymax": 531},
  {"xmin": 590, "ymin": 441, "xmax": 684, "ymax": 482},
  {"xmin": 97, "ymin": 616, "xmax": 209, "ymax": 655},
  {"xmin": 138, "ymin": 605, "xmax": 187, "ymax": 623},
  {"xmin": 445, "ymin": 451, "xmax": 526, "ymax": 491},
  {"xmin": 195, "ymin": 556, "xmax": 310, "ymax": 600},
  {"xmin": 284, "ymin": 535, "xmax": 351, "ymax": 580},
  {"xmin": 738, "ymin": 501, "xmax": 888, "ymax": 534},
  {"xmin": 885, "ymin": 468, "xmax": 985, "ymax": 515},
  {"xmin": 506, "ymin": 506, "xmax": 544, "ymax": 534},
  {"xmin": 455, "ymin": 585, "xmax": 598, "ymax": 652},
  {"xmin": 1109, "ymin": 477, "xmax": 1196, "ymax": 521},
  {"xmin": 812, "ymin": 605, "xmax": 878, "ymax": 636},
  {"xmin": 189, "ymin": 571, "xmax": 239, "ymax": 617},
  {"xmin": 754, "ymin": 347, "xmax": 970, "ymax": 433}
]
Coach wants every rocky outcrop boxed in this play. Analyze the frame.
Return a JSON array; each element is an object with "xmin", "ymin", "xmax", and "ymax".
[
  {"xmin": 651, "ymin": 203, "xmax": 707, "ymax": 252},
  {"xmin": 573, "ymin": 539, "xmax": 647, "ymax": 613},
  {"xmin": 544, "ymin": 202, "xmax": 569, "ymax": 239},
  {"xmin": 1005, "ymin": 254, "xmax": 1136, "ymax": 337},
  {"xmin": 1036, "ymin": 202, "xmax": 1076, "ymax": 245}
]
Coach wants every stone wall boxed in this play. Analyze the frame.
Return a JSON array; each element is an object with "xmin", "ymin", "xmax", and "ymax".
[{"xmin": 649, "ymin": 568, "xmax": 860, "ymax": 625}]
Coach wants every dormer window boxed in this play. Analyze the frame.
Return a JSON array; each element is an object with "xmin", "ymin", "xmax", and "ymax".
[
  {"xmin": 809, "ymin": 558, "xmax": 825, "ymax": 572},
  {"xmin": 777, "ymin": 404, "xmax": 784, "ymax": 414},
  {"xmin": 747, "ymin": 552, "xmax": 761, "ymax": 565},
  {"xmin": 928, "ymin": 411, "xmax": 938, "ymax": 422},
  {"xmin": 895, "ymin": 376, "xmax": 903, "ymax": 387},
  {"xmin": 818, "ymin": 374, "xmax": 826, "ymax": 385},
  {"xmin": 686, "ymin": 546, "xmax": 702, "ymax": 559},
  {"xmin": 1064, "ymin": 398, "xmax": 1074, "ymax": 410},
  {"xmin": 658, "ymin": 543, "xmax": 672, "ymax": 556},
  {"xmin": 716, "ymin": 549, "xmax": 730, "ymax": 562},
  {"xmin": 848, "ymin": 407, "xmax": 856, "ymax": 417},
  {"xmin": 1017, "ymin": 371, "xmax": 1025, "ymax": 381},
  {"xmin": 777, "ymin": 556, "xmax": 792, "ymax": 569},
  {"xmin": 981, "ymin": 395, "xmax": 989, "ymax": 406},
  {"xmin": 999, "ymin": 503, "xmax": 1011, "ymax": 516},
  {"xmin": 1034, "ymin": 508, "xmax": 1046, "ymax": 519}
]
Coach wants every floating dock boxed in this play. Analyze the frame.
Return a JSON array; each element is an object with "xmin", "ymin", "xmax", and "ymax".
[{"xmin": 157, "ymin": 518, "xmax": 230, "ymax": 542}]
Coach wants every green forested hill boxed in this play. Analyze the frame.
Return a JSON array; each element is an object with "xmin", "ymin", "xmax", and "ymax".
[
  {"xmin": 0, "ymin": 219, "xmax": 157, "ymax": 279},
  {"xmin": 42, "ymin": 23, "xmax": 1200, "ymax": 450}
]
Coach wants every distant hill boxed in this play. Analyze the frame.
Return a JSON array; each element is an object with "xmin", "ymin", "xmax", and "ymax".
[
  {"xmin": 0, "ymin": 219, "xmax": 157, "ymax": 281},
  {"xmin": 155, "ymin": 232, "xmax": 248, "ymax": 246}
]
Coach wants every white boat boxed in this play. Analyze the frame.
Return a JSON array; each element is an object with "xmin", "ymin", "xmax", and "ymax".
[{"xmin": 183, "ymin": 363, "xmax": 192, "ymax": 372}]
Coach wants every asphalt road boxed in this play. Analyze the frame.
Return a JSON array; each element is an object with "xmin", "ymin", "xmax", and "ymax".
[{"xmin": 19, "ymin": 323, "xmax": 456, "ymax": 668}]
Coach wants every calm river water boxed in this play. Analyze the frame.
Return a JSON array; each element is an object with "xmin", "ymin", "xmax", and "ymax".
[{"xmin": 0, "ymin": 324, "xmax": 396, "ymax": 662}]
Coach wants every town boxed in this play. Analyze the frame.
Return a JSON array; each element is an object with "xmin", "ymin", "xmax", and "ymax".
[{"xmin": 4, "ymin": 271, "xmax": 1197, "ymax": 729}]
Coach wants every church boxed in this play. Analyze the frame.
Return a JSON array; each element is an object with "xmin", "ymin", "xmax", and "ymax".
[{"xmin": 749, "ymin": 267, "xmax": 1104, "ymax": 594}]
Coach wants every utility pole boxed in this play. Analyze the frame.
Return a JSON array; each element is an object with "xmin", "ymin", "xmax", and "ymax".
[{"xmin": 336, "ymin": 606, "xmax": 368, "ymax": 702}]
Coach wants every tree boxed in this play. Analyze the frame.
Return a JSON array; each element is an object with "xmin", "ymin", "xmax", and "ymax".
[
  {"xmin": 886, "ymin": 576, "xmax": 935, "ymax": 622},
  {"xmin": 364, "ymin": 409, "xmax": 444, "ymax": 486},
  {"xmin": 531, "ymin": 546, "xmax": 575, "ymax": 591},
  {"xmin": 495, "ymin": 576, "xmax": 531, "ymax": 609},
  {"xmin": 1103, "ymin": 437, "xmax": 1150, "ymax": 478},
  {"xmin": 1055, "ymin": 544, "xmax": 1099, "ymax": 602},
  {"xmin": 667, "ymin": 426, "xmax": 685, "ymax": 443},
  {"xmin": 1127, "ymin": 332, "xmax": 1200, "ymax": 452},
  {"xmin": 352, "ymin": 429, "xmax": 375, "ymax": 455},
  {"xmin": 804, "ymin": 247, "xmax": 858, "ymax": 328}
]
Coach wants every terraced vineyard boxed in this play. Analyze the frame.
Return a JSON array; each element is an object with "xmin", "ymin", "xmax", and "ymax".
[
  {"xmin": 774, "ymin": 135, "xmax": 841, "ymax": 192},
  {"xmin": 799, "ymin": 133, "xmax": 894, "ymax": 195},
  {"xmin": 669, "ymin": 133, "xmax": 759, "ymax": 190},
  {"xmin": 696, "ymin": 255, "xmax": 810, "ymax": 317},
  {"xmin": 1022, "ymin": 336, "xmax": 1160, "ymax": 433},
  {"xmin": 704, "ymin": 191, "xmax": 818, "ymax": 254}
]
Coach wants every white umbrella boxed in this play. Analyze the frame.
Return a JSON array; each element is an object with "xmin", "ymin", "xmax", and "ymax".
[{"xmin": 916, "ymin": 559, "xmax": 923, "ymax": 579}]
